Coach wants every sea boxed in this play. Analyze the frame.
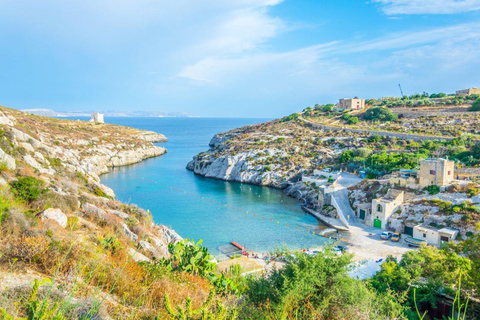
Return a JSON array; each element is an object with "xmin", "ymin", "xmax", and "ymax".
[{"xmin": 73, "ymin": 117, "xmax": 333, "ymax": 255}]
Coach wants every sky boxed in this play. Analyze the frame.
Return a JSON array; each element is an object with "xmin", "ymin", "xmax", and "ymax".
[{"xmin": 0, "ymin": 0, "xmax": 479, "ymax": 118}]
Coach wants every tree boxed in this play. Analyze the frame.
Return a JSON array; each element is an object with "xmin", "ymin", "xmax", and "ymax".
[
  {"xmin": 243, "ymin": 250, "xmax": 405, "ymax": 319},
  {"xmin": 469, "ymin": 98, "xmax": 480, "ymax": 111},
  {"xmin": 364, "ymin": 107, "xmax": 398, "ymax": 122}
]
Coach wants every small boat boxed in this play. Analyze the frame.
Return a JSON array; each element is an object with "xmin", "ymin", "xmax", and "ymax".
[{"xmin": 405, "ymin": 236, "xmax": 427, "ymax": 247}]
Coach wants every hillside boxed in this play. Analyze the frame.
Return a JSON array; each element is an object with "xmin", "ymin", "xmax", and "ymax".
[{"xmin": 0, "ymin": 107, "xmax": 195, "ymax": 318}]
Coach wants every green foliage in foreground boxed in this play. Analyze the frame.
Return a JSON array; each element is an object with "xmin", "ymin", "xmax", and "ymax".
[
  {"xmin": 158, "ymin": 239, "xmax": 244, "ymax": 295},
  {"xmin": 161, "ymin": 239, "xmax": 215, "ymax": 277},
  {"xmin": 242, "ymin": 249, "xmax": 406, "ymax": 319},
  {"xmin": 371, "ymin": 245, "xmax": 472, "ymax": 319}
]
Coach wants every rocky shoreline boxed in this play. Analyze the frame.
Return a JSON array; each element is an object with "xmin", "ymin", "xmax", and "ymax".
[
  {"xmin": 187, "ymin": 130, "xmax": 321, "ymax": 206},
  {"xmin": 0, "ymin": 106, "xmax": 180, "ymax": 259}
]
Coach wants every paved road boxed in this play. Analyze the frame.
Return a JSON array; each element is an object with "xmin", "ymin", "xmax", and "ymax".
[
  {"xmin": 329, "ymin": 172, "xmax": 363, "ymax": 227},
  {"xmin": 299, "ymin": 116, "xmax": 456, "ymax": 142}
]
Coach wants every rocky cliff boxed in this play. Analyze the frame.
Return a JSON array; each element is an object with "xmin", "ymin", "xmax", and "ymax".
[
  {"xmin": 0, "ymin": 106, "xmax": 183, "ymax": 316},
  {"xmin": 186, "ymin": 119, "xmax": 374, "ymax": 206}
]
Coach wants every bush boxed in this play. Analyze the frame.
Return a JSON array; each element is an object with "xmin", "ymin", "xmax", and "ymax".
[
  {"xmin": 10, "ymin": 176, "xmax": 46, "ymax": 202},
  {"xmin": 243, "ymin": 249, "xmax": 405, "ymax": 319},
  {"xmin": 364, "ymin": 106, "xmax": 398, "ymax": 122},
  {"xmin": 347, "ymin": 116, "xmax": 359, "ymax": 124},
  {"xmin": 36, "ymin": 192, "xmax": 79, "ymax": 213},
  {"xmin": 424, "ymin": 185, "xmax": 440, "ymax": 195},
  {"xmin": 469, "ymin": 99, "xmax": 480, "ymax": 111},
  {"xmin": 282, "ymin": 113, "xmax": 300, "ymax": 122}
]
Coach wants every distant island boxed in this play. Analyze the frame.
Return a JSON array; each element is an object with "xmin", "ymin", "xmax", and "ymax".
[{"xmin": 20, "ymin": 108, "xmax": 199, "ymax": 118}]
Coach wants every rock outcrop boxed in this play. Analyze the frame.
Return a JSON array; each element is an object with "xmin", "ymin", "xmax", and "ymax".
[{"xmin": 40, "ymin": 208, "xmax": 68, "ymax": 228}]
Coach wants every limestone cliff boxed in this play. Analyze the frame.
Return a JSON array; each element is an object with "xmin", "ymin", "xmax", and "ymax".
[{"xmin": 0, "ymin": 105, "xmax": 180, "ymax": 276}]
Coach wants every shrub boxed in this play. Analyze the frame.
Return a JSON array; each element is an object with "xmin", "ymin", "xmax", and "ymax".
[
  {"xmin": 10, "ymin": 176, "xmax": 46, "ymax": 202},
  {"xmin": 364, "ymin": 106, "xmax": 398, "ymax": 122},
  {"xmin": 282, "ymin": 113, "xmax": 300, "ymax": 122},
  {"xmin": 36, "ymin": 192, "xmax": 79, "ymax": 213},
  {"xmin": 424, "ymin": 185, "xmax": 440, "ymax": 195},
  {"xmin": 0, "ymin": 161, "xmax": 10, "ymax": 173},
  {"xmin": 469, "ymin": 98, "xmax": 480, "ymax": 111},
  {"xmin": 347, "ymin": 116, "xmax": 359, "ymax": 124},
  {"xmin": 91, "ymin": 185, "xmax": 111, "ymax": 199}
]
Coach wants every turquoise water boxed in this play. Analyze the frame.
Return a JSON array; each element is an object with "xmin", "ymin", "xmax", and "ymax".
[{"xmin": 95, "ymin": 117, "xmax": 332, "ymax": 255}]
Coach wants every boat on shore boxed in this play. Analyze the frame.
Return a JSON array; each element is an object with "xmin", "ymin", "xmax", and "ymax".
[{"xmin": 405, "ymin": 236, "xmax": 427, "ymax": 247}]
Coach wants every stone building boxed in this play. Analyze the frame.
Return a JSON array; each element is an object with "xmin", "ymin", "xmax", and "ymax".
[
  {"xmin": 337, "ymin": 98, "xmax": 365, "ymax": 111},
  {"xmin": 389, "ymin": 169, "xmax": 419, "ymax": 189},
  {"xmin": 370, "ymin": 189, "xmax": 404, "ymax": 229},
  {"xmin": 455, "ymin": 88, "xmax": 480, "ymax": 96},
  {"xmin": 418, "ymin": 158, "xmax": 454, "ymax": 189},
  {"xmin": 90, "ymin": 112, "xmax": 104, "ymax": 124}
]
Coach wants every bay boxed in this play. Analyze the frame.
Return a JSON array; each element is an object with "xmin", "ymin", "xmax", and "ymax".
[{"xmin": 93, "ymin": 117, "xmax": 333, "ymax": 255}]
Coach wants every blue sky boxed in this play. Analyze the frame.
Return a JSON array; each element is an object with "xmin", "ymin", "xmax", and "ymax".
[{"xmin": 0, "ymin": 0, "xmax": 479, "ymax": 117}]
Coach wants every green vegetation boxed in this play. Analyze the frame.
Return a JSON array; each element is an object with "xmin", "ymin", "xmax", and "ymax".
[
  {"xmin": 10, "ymin": 176, "xmax": 46, "ymax": 202},
  {"xmin": 424, "ymin": 185, "xmax": 440, "ymax": 195},
  {"xmin": 469, "ymin": 98, "xmax": 480, "ymax": 111},
  {"xmin": 370, "ymin": 246, "xmax": 471, "ymax": 319},
  {"xmin": 364, "ymin": 106, "xmax": 398, "ymax": 122},
  {"xmin": 282, "ymin": 113, "xmax": 300, "ymax": 122},
  {"xmin": 242, "ymin": 249, "xmax": 405, "ymax": 319}
]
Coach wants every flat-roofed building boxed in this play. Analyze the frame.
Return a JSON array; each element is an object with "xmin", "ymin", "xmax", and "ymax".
[
  {"xmin": 337, "ymin": 98, "xmax": 365, "ymax": 110},
  {"xmin": 456, "ymin": 88, "xmax": 480, "ymax": 96},
  {"xmin": 413, "ymin": 225, "xmax": 459, "ymax": 247},
  {"xmin": 90, "ymin": 113, "xmax": 104, "ymax": 124},
  {"xmin": 418, "ymin": 158, "xmax": 454, "ymax": 189}
]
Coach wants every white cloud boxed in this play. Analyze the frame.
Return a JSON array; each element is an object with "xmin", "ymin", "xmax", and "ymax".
[
  {"xmin": 177, "ymin": 21, "xmax": 480, "ymax": 109},
  {"xmin": 372, "ymin": 0, "xmax": 480, "ymax": 15}
]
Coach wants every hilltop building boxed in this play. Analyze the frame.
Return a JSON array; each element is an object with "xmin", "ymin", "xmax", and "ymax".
[
  {"xmin": 337, "ymin": 98, "xmax": 365, "ymax": 111},
  {"xmin": 90, "ymin": 113, "xmax": 104, "ymax": 124},
  {"xmin": 455, "ymin": 88, "xmax": 480, "ymax": 96},
  {"xmin": 418, "ymin": 158, "xmax": 454, "ymax": 189}
]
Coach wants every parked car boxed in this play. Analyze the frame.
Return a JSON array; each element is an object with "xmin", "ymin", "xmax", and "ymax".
[
  {"xmin": 391, "ymin": 233, "xmax": 401, "ymax": 242},
  {"xmin": 380, "ymin": 231, "xmax": 393, "ymax": 240},
  {"xmin": 335, "ymin": 245, "xmax": 348, "ymax": 252}
]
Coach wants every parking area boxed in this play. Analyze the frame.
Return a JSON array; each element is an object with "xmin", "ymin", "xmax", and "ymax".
[{"xmin": 332, "ymin": 224, "xmax": 413, "ymax": 262}]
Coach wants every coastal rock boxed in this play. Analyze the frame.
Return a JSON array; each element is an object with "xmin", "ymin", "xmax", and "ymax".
[
  {"xmin": 82, "ymin": 203, "xmax": 107, "ymax": 221},
  {"xmin": 122, "ymin": 223, "xmax": 138, "ymax": 242},
  {"xmin": 40, "ymin": 208, "xmax": 68, "ymax": 228},
  {"xmin": 139, "ymin": 240, "xmax": 169, "ymax": 259},
  {"xmin": 128, "ymin": 248, "xmax": 150, "ymax": 263},
  {"xmin": 187, "ymin": 149, "xmax": 288, "ymax": 188},
  {"xmin": 0, "ymin": 148, "xmax": 16, "ymax": 170},
  {"xmin": 157, "ymin": 226, "xmax": 182, "ymax": 244},
  {"xmin": 137, "ymin": 131, "xmax": 168, "ymax": 143},
  {"xmin": 108, "ymin": 209, "xmax": 130, "ymax": 219},
  {"xmin": 0, "ymin": 111, "xmax": 14, "ymax": 126},
  {"xmin": 209, "ymin": 133, "xmax": 234, "ymax": 148}
]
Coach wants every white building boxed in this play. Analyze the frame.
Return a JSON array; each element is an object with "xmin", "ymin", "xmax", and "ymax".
[
  {"xmin": 370, "ymin": 189, "xmax": 404, "ymax": 229},
  {"xmin": 90, "ymin": 112, "xmax": 104, "ymax": 124},
  {"xmin": 413, "ymin": 225, "xmax": 459, "ymax": 247}
]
